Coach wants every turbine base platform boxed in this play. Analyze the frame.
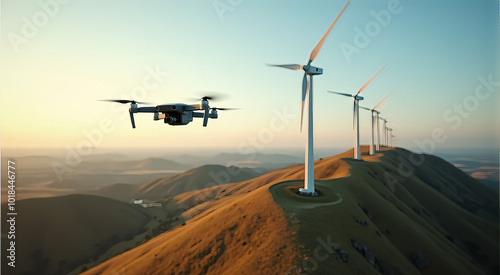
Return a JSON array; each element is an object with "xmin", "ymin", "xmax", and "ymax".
[{"xmin": 298, "ymin": 188, "xmax": 318, "ymax": 197}]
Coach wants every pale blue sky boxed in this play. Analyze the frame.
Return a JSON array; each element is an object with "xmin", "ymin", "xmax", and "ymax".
[{"xmin": 1, "ymin": 0, "xmax": 498, "ymax": 154}]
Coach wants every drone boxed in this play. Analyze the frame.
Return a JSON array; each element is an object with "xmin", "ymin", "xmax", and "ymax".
[{"xmin": 100, "ymin": 96, "xmax": 236, "ymax": 128}]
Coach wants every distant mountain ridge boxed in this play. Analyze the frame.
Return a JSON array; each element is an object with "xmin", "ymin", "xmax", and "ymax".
[
  {"xmin": 0, "ymin": 156, "xmax": 192, "ymax": 200},
  {"xmin": 161, "ymin": 152, "xmax": 303, "ymax": 168},
  {"xmin": 134, "ymin": 157, "xmax": 187, "ymax": 170},
  {"xmin": 93, "ymin": 164, "xmax": 263, "ymax": 202}
]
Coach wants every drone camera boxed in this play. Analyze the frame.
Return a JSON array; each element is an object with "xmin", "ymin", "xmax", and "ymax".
[
  {"xmin": 164, "ymin": 113, "xmax": 180, "ymax": 124},
  {"xmin": 165, "ymin": 117, "xmax": 177, "ymax": 123}
]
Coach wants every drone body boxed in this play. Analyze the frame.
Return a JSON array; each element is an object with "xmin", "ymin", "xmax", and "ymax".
[{"xmin": 102, "ymin": 97, "xmax": 230, "ymax": 128}]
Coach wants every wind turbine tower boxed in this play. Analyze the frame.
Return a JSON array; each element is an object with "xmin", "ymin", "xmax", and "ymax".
[
  {"xmin": 384, "ymin": 113, "xmax": 392, "ymax": 146},
  {"xmin": 387, "ymin": 128, "xmax": 393, "ymax": 146}
]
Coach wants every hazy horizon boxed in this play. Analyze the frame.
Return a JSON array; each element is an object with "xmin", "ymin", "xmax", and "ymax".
[{"xmin": 2, "ymin": 145, "xmax": 498, "ymax": 159}]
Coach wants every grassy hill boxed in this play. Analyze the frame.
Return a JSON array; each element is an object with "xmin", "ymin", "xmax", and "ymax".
[
  {"xmin": 93, "ymin": 165, "xmax": 262, "ymax": 202},
  {"xmin": 0, "ymin": 194, "xmax": 159, "ymax": 275},
  {"xmin": 271, "ymin": 147, "xmax": 498, "ymax": 274},
  {"xmin": 83, "ymin": 147, "xmax": 499, "ymax": 275}
]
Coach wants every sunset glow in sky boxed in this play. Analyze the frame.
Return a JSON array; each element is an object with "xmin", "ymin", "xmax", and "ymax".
[{"xmin": 1, "ymin": 0, "xmax": 498, "ymax": 155}]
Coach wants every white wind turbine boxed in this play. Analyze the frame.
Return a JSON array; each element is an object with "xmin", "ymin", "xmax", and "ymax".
[
  {"xmin": 387, "ymin": 122, "xmax": 397, "ymax": 147},
  {"xmin": 373, "ymin": 102, "xmax": 386, "ymax": 151},
  {"xmin": 360, "ymin": 92, "xmax": 390, "ymax": 155},
  {"xmin": 387, "ymin": 128, "xmax": 394, "ymax": 146},
  {"xmin": 328, "ymin": 65, "xmax": 386, "ymax": 160},
  {"xmin": 383, "ymin": 113, "xmax": 392, "ymax": 147},
  {"xmin": 268, "ymin": 0, "xmax": 350, "ymax": 195}
]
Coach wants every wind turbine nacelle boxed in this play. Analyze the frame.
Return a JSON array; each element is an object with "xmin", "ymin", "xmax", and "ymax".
[{"xmin": 304, "ymin": 65, "xmax": 323, "ymax": 75}]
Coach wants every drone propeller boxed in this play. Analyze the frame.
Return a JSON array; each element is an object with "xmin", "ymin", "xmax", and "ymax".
[
  {"xmin": 201, "ymin": 107, "xmax": 239, "ymax": 127},
  {"xmin": 99, "ymin": 100, "xmax": 148, "ymax": 128},
  {"xmin": 210, "ymin": 107, "xmax": 239, "ymax": 111},
  {"xmin": 188, "ymin": 93, "xmax": 226, "ymax": 102},
  {"xmin": 99, "ymin": 99, "xmax": 149, "ymax": 104}
]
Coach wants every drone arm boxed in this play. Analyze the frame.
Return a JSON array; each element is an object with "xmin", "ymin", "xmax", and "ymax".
[
  {"xmin": 188, "ymin": 104, "xmax": 202, "ymax": 110},
  {"xmin": 136, "ymin": 106, "xmax": 157, "ymax": 113},
  {"xmin": 128, "ymin": 106, "xmax": 156, "ymax": 128},
  {"xmin": 192, "ymin": 112, "xmax": 204, "ymax": 118}
]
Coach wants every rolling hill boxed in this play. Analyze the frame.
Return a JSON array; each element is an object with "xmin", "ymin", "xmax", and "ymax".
[
  {"xmin": 0, "ymin": 194, "xmax": 162, "ymax": 275},
  {"xmin": 0, "ymin": 156, "xmax": 192, "ymax": 201},
  {"xmin": 161, "ymin": 152, "xmax": 303, "ymax": 169},
  {"xmin": 93, "ymin": 164, "xmax": 262, "ymax": 202},
  {"xmin": 82, "ymin": 147, "xmax": 499, "ymax": 275}
]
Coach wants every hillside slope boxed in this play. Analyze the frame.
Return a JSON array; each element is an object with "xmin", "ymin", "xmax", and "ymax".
[
  {"xmin": 81, "ymin": 147, "xmax": 498, "ymax": 274},
  {"xmin": 1, "ymin": 195, "xmax": 156, "ymax": 275},
  {"xmin": 271, "ymin": 147, "xmax": 498, "ymax": 274},
  {"xmin": 84, "ymin": 183, "xmax": 302, "ymax": 274}
]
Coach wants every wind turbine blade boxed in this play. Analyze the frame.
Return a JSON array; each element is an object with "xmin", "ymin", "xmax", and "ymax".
[
  {"xmin": 357, "ymin": 64, "xmax": 387, "ymax": 94},
  {"xmin": 309, "ymin": 0, "xmax": 351, "ymax": 62},
  {"xmin": 378, "ymin": 103, "xmax": 387, "ymax": 112},
  {"xmin": 267, "ymin": 64, "xmax": 302, "ymax": 70},
  {"xmin": 301, "ymin": 73, "xmax": 309, "ymax": 132},
  {"xmin": 373, "ymin": 92, "xmax": 391, "ymax": 110},
  {"xmin": 386, "ymin": 112, "xmax": 392, "ymax": 120},
  {"xmin": 359, "ymin": 106, "xmax": 371, "ymax": 111},
  {"xmin": 327, "ymin": 91, "xmax": 353, "ymax": 98}
]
